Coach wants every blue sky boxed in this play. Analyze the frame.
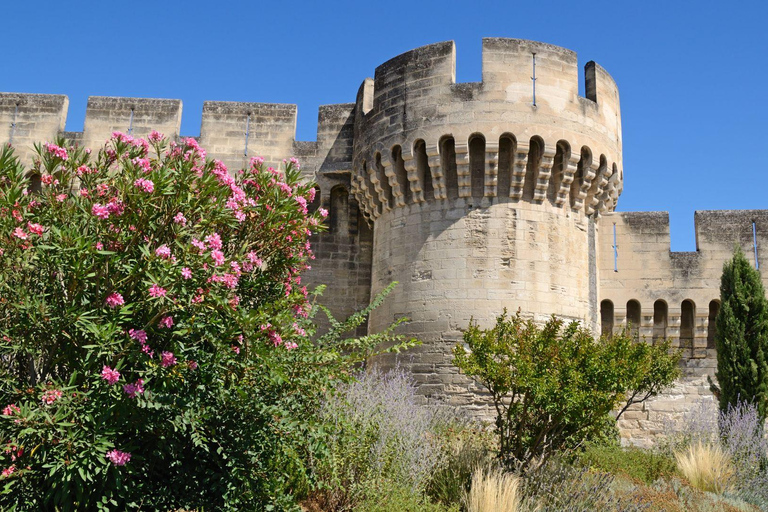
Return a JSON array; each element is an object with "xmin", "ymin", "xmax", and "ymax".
[{"xmin": 4, "ymin": 0, "xmax": 766, "ymax": 251}]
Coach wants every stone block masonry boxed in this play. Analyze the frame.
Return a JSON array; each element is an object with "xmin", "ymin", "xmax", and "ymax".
[{"xmin": 2, "ymin": 38, "xmax": 765, "ymax": 445}]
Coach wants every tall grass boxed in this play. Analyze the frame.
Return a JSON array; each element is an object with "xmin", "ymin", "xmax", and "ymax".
[
  {"xmin": 466, "ymin": 467, "xmax": 522, "ymax": 512},
  {"xmin": 674, "ymin": 441, "xmax": 733, "ymax": 494}
]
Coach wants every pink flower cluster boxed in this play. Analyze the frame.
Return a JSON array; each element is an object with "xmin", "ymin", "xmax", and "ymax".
[
  {"xmin": 132, "ymin": 157, "xmax": 151, "ymax": 173},
  {"xmin": 159, "ymin": 315, "xmax": 173, "ymax": 329},
  {"xmin": 2, "ymin": 404, "xmax": 20, "ymax": 416},
  {"xmin": 1, "ymin": 465, "xmax": 15, "ymax": 478},
  {"xmin": 101, "ymin": 365, "xmax": 121, "ymax": 385},
  {"xmin": 173, "ymin": 212, "xmax": 187, "ymax": 226},
  {"xmin": 148, "ymin": 284, "xmax": 167, "ymax": 298},
  {"xmin": 161, "ymin": 351, "xmax": 177, "ymax": 367},
  {"xmin": 41, "ymin": 389, "xmax": 63, "ymax": 405},
  {"xmin": 105, "ymin": 292, "xmax": 125, "ymax": 308},
  {"xmin": 155, "ymin": 244, "xmax": 172, "ymax": 259},
  {"xmin": 129, "ymin": 328, "xmax": 154, "ymax": 358},
  {"xmin": 134, "ymin": 178, "xmax": 154, "ymax": 193},
  {"xmin": 27, "ymin": 222, "xmax": 44, "ymax": 235},
  {"xmin": 123, "ymin": 378, "xmax": 144, "ymax": 398},
  {"xmin": 92, "ymin": 203, "xmax": 110, "ymax": 220},
  {"xmin": 106, "ymin": 449, "xmax": 131, "ymax": 466},
  {"xmin": 44, "ymin": 142, "xmax": 69, "ymax": 160}
]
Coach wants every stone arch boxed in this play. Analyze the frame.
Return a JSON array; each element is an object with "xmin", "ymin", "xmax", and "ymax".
[
  {"xmin": 522, "ymin": 136, "xmax": 543, "ymax": 202},
  {"xmin": 391, "ymin": 145, "xmax": 410, "ymax": 205},
  {"xmin": 497, "ymin": 133, "xmax": 515, "ymax": 200},
  {"xmin": 440, "ymin": 135, "xmax": 458, "ymax": 200},
  {"xmin": 548, "ymin": 140, "xmax": 570, "ymax": 204},
  {"xmin": 413, "ymin": 139, "xmax": 433, "ymax": 201},
  {"xmin": 653, "ymin": 299, "xmax": 668, "ymax": 342},
  {"xmin": 601, "ymin": 299, "xmax": 614, "ymax": 338},
  {"xmin": 330, "ymin": 185, "xmax": 349, "ymax": 234},
  {"xmin": 681, "ymin": 299, "xmax": 696, "ymax": 355},
  {"xmin": 375, "ymin": 151, "xmax": 393, "ymax": 208},
  {"xmin": 708, "ymin": 299, "xmax": 720, "ymax": 349},
  {"xmin": 627, "ymin": 299, "xmax": 641, "ymax": 342},
  {"xmin": 469, "ymin": 133, "xmax": 486, "ymax": 200},
  {"xmin": 570, "ymin": 146, "xmax": 593, "ymax": 209}
]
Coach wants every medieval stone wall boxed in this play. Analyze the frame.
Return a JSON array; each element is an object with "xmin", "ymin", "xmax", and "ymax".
[
  {"xmin": 600, "ymin": 210, "xmax": 768, "ymax": 446},
  {"xmin": 3, "ymin": 38, "xmax": 767, "ymax": 445}
]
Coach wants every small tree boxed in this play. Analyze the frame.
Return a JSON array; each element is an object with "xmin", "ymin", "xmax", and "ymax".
[
  {"xmin": 715, "ymin": 247, "xmax": 768, "ymax": 420},
  {"xmin": 453, "ymin": 310, "xmax": 680, "ymax": 470}
]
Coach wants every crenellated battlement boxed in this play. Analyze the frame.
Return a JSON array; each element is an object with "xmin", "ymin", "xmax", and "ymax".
[
  {"xmin": 0, "ymin": 92, "xmax": 356, "ymax": 184},
  {"xmin": 599, "ymin": 210, "xmax": 768, "ymax": 358},
  {"xmin": 350, "ymin": 38, "xmax": 623, "ymax": 220}
]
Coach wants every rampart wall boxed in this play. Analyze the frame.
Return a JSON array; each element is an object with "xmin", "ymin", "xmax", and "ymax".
[{"xmin": 600, "ymin": 210, "xmax": 768, "ymax": 445}]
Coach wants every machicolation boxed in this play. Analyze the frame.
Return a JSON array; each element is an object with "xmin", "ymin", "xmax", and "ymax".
[{"xmin": 2, "ymin": 38, "xmax": 766, "ymax": 446}]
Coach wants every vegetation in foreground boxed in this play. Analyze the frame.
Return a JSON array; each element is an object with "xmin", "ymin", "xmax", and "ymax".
[{"xmin": 1, "ymin": 135, "xmax": 767, "ymax": 511}]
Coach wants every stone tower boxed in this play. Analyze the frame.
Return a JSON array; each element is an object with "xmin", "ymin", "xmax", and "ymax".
[{"xmin": 349, "ymin": 39, "xmax": 623, "ymax": 408}]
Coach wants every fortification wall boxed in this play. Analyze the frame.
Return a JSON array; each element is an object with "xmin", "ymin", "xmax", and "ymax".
[{"xmin": 599, "ymin": 210, "xmax": 768, "ymax": 446}]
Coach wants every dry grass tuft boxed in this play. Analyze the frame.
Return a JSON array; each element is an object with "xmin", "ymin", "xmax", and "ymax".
[
  {"xmin": 466, "ymin": 467, "xmax": 521, "ymax": 512},
  {"xmin": 675, "ymin": 441, "xmax": 734, "ymax": 494}
]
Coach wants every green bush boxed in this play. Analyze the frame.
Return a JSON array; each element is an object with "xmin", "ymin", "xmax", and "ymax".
[
  {"xmin": 577, "ymin": 444, "xmax": 679, "ymax": 484},
  {"xmin": 453, "ymin": 310, "xmax": 681, "ymax": 470},
  {"xmin": 0, "ymin": 135, "xmax": 414, "ymax": 510}
]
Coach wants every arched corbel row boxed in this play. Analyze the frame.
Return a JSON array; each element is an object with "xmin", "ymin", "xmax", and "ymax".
[{"xmin": 351, "ymin": 132, "xmax": 621, "ymax": 218}]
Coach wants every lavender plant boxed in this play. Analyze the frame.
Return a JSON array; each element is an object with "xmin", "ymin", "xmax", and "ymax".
[{"xmin": 311, "ymin": 368, "xmax": 448, "ymax": 509}]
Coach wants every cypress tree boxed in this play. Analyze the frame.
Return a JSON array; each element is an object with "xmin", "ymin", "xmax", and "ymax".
[{"xmin": 715, "ymin": 247, "xmax": 768, "ymax": 420}]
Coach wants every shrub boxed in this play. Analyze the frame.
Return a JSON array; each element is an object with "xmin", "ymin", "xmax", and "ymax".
[
  {"xmin": 714, "ymin": 247, "xmax": 768, "ymax": 420},
  {"xmin": 675, "ymin": 441, "xmax": 734, "ymax": 494},
  {"xmin": 453, "ymin": 310, "xmax": 680, "ymax": 470},
  {"xmin": 0, "ymin": 136, "xmax": 414, "ymax": 510},
  {"xmin": 308, "ymin": 368, "xmax": 445, "ymax": 510},
  {"xmin": 577, "ymin": 444, "xmax": 679, "ymax": 484},
  {"xmin": 466, "ymin": 467, "xmax": 521, "ymax": 512}
]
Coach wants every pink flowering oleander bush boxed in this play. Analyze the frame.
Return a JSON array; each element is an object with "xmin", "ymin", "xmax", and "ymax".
[{"xmin": 0, "ymin": 135, "xmax": 414, "ymax": 511}]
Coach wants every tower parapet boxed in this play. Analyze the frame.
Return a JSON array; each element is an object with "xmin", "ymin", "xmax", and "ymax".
[{"xmin": 350, "ymin": 39, "xmax": 622, "ymax": 221}]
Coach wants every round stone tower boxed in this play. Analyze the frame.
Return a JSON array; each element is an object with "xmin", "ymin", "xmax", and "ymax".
[{"xmin": 350, "ymin": 38, "xmax": 623, "ymax": 409}]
